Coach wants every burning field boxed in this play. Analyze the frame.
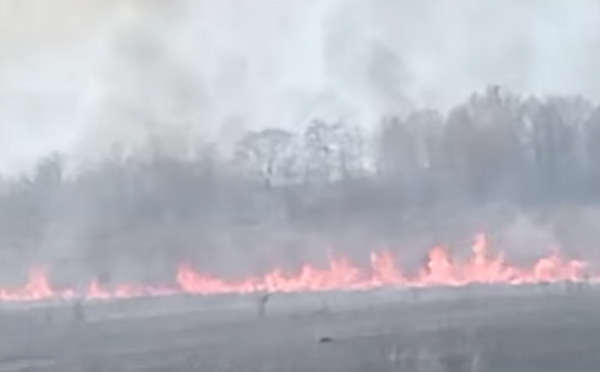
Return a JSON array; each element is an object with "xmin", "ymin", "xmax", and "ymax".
[
  {"xmin": 2, "ymin": 229, "xmax": 598, "ymax": 371},
  {"xmin": 0, "ymin": 268, "xmax": 599, "ymax": 371},
  {"xmin": 0, "ymin": 234, "xmax": 598, "ymax": 371},
  {"xmin": 0, "ymin": 234, "xmax": 590, "ymax": 302},
  {"xmin": 3, "ymin": 1, "xmax": 600, "ymax": 370}
]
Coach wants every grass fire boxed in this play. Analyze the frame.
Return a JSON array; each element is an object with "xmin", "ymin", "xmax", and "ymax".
[
  {"xmin": 0, "ymin": 234, "xmax": 588, "ymax": 302},
  {"xmin": 2, "ymin": 1, "xmax": 600, "ymax": 371}
]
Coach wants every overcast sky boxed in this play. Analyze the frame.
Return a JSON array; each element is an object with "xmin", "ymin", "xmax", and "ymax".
[{"xmin": 1, "ymin": 0, "xmax": 600, "ymax": 174}]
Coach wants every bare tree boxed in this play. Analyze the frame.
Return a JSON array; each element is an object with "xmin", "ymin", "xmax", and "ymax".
[{"xmin": 235, "ymin": 128, "xmax": 295, "ymax": 190}]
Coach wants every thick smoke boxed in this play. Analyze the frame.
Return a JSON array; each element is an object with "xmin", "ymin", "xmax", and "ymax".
[
  {"xmin": 1, "ymin": 0, "xmax": 600, "ymax": 174},
  {"xmin": 2, "ymin": 1, "xmax": 600, "ymax": 283}
]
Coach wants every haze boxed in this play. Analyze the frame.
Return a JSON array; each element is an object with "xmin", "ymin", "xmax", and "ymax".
[{"xmin": 1, "ymin": 0, "xmax": 599, "ymax": 174}]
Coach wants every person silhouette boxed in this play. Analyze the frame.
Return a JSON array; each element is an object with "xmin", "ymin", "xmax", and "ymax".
[
  {"xmin": 73, "ymin": 299, "xmax": 85, "ymax": 323},
  {"xmin": 258, "ymin": 293, "xmax": 270, "ymax": 318}
]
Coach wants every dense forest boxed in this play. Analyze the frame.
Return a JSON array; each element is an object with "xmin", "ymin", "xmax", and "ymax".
[{"xmin": 2, "ymin": 86, "xmax": 600, "ymax": 284}]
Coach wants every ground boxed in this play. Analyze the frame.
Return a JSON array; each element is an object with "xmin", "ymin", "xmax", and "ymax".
[{"xmin": 0, "ymin": 284, "xmax": 599, "ymax": 371}]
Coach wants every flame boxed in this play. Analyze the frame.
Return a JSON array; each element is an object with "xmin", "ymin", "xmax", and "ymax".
[{"xmin": 0, "ymin": 233, "xmax": 593, "ymax": 302}]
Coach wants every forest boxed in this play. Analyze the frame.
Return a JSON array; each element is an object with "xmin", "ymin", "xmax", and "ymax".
[{"xmin": 1, "ymin": 86, "xmax": 600, "ymax": 284}]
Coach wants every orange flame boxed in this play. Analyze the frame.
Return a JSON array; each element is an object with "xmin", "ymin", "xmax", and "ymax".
[{"xmin": 0, "ymin": 233, "xmax": 592, "ymax": 302}]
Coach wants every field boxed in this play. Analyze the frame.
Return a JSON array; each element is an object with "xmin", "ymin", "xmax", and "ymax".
[{"xmin": 0, "ymin": 284, "xmax": 599, "ymax": 371}]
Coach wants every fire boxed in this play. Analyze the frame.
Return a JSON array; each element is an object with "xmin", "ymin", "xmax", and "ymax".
[{"xmin": 0, "ymin": 233, "xmax": 592, "ymax": 302}]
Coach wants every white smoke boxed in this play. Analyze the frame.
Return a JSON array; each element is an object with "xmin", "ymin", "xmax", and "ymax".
[{"xmin": 1, "ymin": 0, "xmax": 599, "ymax": 174}]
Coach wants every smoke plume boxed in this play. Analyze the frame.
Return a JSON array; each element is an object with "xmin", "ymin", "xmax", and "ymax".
[{"xmin": 1, "ymin": 0, "xmax": 600, "ymax": 174}]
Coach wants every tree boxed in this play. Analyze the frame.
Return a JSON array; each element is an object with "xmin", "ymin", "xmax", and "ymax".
[
  {"xmin": 302, "ymin": 120, "xmax": 364, "ymax": 185},
  {"xmin": 235, "ymin": 128, "xmax": 295, "ymax": 189},
  {"xmin": 524, "ymin": 96, "xmax": 592, "ymax": 200}
]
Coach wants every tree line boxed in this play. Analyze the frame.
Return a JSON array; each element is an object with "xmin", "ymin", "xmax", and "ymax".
[{"xmin": 1, "ymin": 86, "xmax": 599, "ymax": 282}]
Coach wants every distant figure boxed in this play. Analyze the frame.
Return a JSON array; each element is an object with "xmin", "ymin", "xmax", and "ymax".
[
  {"xmin": 258, "ymin": 294, "xmax": 270, "ymax": 318},
  {"xmin": 73, "ymin": 299, "xmax": 86, "ymax": 323}
]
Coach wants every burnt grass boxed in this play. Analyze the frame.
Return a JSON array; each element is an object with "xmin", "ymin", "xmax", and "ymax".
[{"xmin": 0, "ymin": 285, "xmax": 599, "ymax": 371}]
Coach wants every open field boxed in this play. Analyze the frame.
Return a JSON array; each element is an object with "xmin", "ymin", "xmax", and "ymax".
[{"xmin": 0, "ymin": 284, "xmax": 599, "ymax": 371}]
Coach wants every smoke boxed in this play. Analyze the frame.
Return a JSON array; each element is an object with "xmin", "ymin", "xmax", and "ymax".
[{"xmin": 1, "ymin": 0, "xmax": 600, "ymax": 174}]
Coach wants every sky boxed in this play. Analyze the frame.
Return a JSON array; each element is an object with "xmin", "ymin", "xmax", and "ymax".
[{"xmin": 1, "ymin": 0, "xmax": 600, "ymax": 175}]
